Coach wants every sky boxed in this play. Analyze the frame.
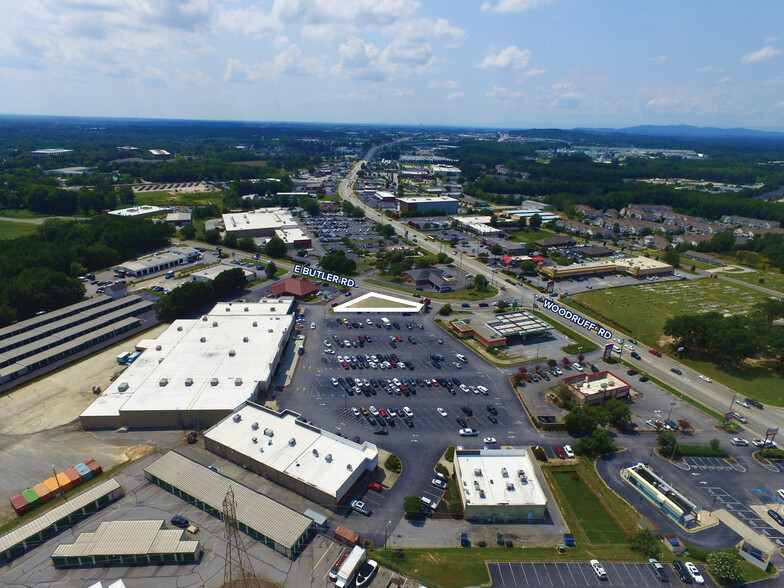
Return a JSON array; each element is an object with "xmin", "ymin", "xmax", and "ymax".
[{"xmin": 1, "ymin": 0, "xmax": 783, "ymax": 130}]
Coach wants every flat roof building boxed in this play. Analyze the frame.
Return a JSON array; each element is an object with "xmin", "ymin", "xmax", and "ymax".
[
  {"xmin": 562, "ymin": 370, "xmax": 631, "ymax": 406},
  {"xmin": 51, "ymin": 520, "xmax": 202, "ymax": 568},
  {"xmin": 204, "ymin": 403, "xmax": 379, "ymax": 509},
  {"xmin": 222, "ymin": 207, "xmax": 298, "ymax": 238},
  {"xmin": 190, "ymin": 263, "xmax": 257, "ymax": 284},
  {"xmin": 274, "ymin": 227, "xmax": 312, "ymax": 249},
  {"xmin": 108, "ymin": 205, "xmax": 169, "ymax": 218},
  {"xmin": 80, "ymin": 300, "xmax": 295, "ymax": 430},
  {"xmin": 538, "ymin": 256, "xmax": 673, "ymax": 280},
  {"xmin": 454, "ymin": 448, "xmax": 547, "ymax": 523},
  {"xmin": 396, "ymin": 196, "xmax": 459, "ymax": 215},
  {"xmin": 144, "ymin": 451, "xmax": 314, "ymax": 558}
]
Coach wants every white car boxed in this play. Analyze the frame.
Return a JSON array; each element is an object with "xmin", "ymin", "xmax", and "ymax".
[
  {"xmin": 590, "ymin": 559, "xmax": 607, "ymax": 580},
  {"xmin": 624, "ymin": 344, "xmax": 635, "ymax": 351},
  {"xmin": 366, "ymin": 319, "xmax": 373, "ymax": 325},
  {"xmin": 563, "ymin": 444, "xmax": 575, "ymax": 458},
  {"xmin": 731, "ymin": 437, "xmax": 749, "ymax": 446},
  {"xmin": 460, "ymin": 384, "xmax": 470, "ymax": 393},
  {"xmin": 437, "ymin": 407, "xmax": 448, "ymax": 417},
  {"xmin": 431, "ymin": 477, "xmax": 447, "ymax": 490},
  {"xmin": 310, "ymin": 322, "xmax": 316, "ymax": 330},
  {"xmin": 355, "ymin": 559, "xmax": 378, "ymax": 587},
  {"xmin": 337, "ymin": 355, "xmax": 344, "ymax": 363},
  {"xmin": 369, "ymin": 406, "xmax": 379, "ymax": 417},
  {"xmin": 323, "ymin": 340, "xmax": 331, "ymax": 347},
  {"xmin": 573, "ymin": 363, "xmax": 584, "ymax": 372},
  {"xmin": 483, "ymin": 437, "xmax": 497, "ymax": 444},
  {"xmin": 331, "ymin": 378, "xmax": 339, "ymax": 387},
  {"xmin": 477, "ymin": 385, "xmax": 489, "ymax": 395},
  {"xmin": 388, "ymin": 409, "xmax": 398, "ymax": 418},
  {"xmin": 402, "ymin": 406, "xmax": 414, "ymax": 418},
  {"xmin": 698, "ymin": 375, "xmax": 712, "ymax": 382},
  {"xmin": 684, "ymin": 562, "xmax": 704, "ymax": 584},
  {"xmin": 452, "ymin": 362, "xmax": 462, "ymax": 369},
  {"xmin": 351, "ymin": 407, "xmax": 361, "ymax": 417},
  {"xmin": 324, "ymin": 349, "xmax": 335, "ymax": 354},
  {"xmin": 459, "ymin": 428, "xmax": 478, "ymax": 437},
  {"xmin": 735, "ymin": 399, "xmax": 750, "ymax": 409}
]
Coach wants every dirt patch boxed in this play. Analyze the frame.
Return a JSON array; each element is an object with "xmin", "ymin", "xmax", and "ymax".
[
  {"xmin": 125, "ymin": 445, "xmax": 157, "ymax": 461},
  {"xmin": 656, "ymin": 334, "xmax": 677, "ymax": 349},
  {"xmin": 222, "ymin": 579, "xmax": 281, "ymax": 588}
]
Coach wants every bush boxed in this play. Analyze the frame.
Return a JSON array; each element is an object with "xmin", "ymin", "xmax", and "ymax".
[
  {"xmin": 683, "ymin": 542, "xmax": 709, "ymax": 562},
  {"xmin": 445, "ymin": 445, "xmax": 456, "ymax": 462},
  {"xmin": 446, "ymin": 478, "xmax": 463, "ymax": 516},
  {"xmin": 435, "ymin": 463, "xmax": 450, "ymax": 477},
  {"xmin": 531, "ymin": 445, "xmax": 548, "ymax": 462},
  {"xmin": 403, "ymin": 496, "xmax": 422, "ymax": 516},
  {"xmin": 760, "ymin": 448, "xmax": 784, "ymax": 459},
  {"xmin": 707, "ymin": 549, "xmax": 743, "ymax": 583},
  {"xmin": 629, "ymin": 528, "xmax": 661, "ymax": 559},
  {"xmin": 385, "ymin": 453, "xmax": 402, "ymax": 473},
  {"xmin": 439, "ymin": 304, "xmax": 452, "ymax": 316}
]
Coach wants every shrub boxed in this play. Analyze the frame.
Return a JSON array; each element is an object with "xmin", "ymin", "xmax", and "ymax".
[
  {"xmin": 445, "ymin": 445, "xmax": 456, "ymax": 462},
  {"xmin": 707, "ymin": 549, "xmax": 743, "ymax": 583},
  {"xmin": 403, "ymin": 496, "xmax": 422, "ymax": 516},
  {"xmin": 629, "ymin": 528, "xmax": 661, "ymax": 559},
  {"xmin": 435, "ymin": 463, "xmax": 450, "ymax": 477},
  {"xmin": 385, "ymin": 453, "xmax": 402, "ymax": 473},
  {"xmin": 531, "ymin": 446, "xmax": 548, "ymax": 462},
  {"xmin": 761, "ymin": 448, "xmax": 784, "ymax": 459}
]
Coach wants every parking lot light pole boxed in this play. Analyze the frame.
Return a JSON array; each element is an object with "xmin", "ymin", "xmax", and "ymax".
[
  {"xmin": 384, "ymin": 520, "xmax": 391, "ymax": 549},
  {"xmin": 667, "ymin": 402, "xmax": 676, "ymax": 422}
]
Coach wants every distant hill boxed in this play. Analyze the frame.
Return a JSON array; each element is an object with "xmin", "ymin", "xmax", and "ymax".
[{"xmin": 575, "ymin": 124, "xmax": 784, "ymax": 139}]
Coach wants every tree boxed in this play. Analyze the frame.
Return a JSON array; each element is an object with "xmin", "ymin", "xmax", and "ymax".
[
  {"xmin": 496, "ymin": 300, "xmax": 508, "ymax": 311},
  {"xmin": 439, "ymin": 304, "xmax": 452, "ymax": 316},
  {"xmin": 474, "ymin": 274, "xmax": 489, "ymax": 292},
  {"xmin": 577, "ymin": 353, "xmax": 584, "ymax": 362},
  {"xmin": 710, "ymin": 438, "xmax": 720, "ymax": 451},
  {"xmin": 212, "ymin": 268, "xmax": 247, "ymax": 299},
  {"xmin": 300, "ymin": 197, "xmax": 320, "ymax": 215},
  {"xmin": 222, "ymin": 232, "xmax": 238, "ymax": 248},
  {"xmin": 377, "ymin": 223, "xmax": 396, "ymax": 238},
  {"xmin": 238, "ymin": 237, "xmax": 257, "ymax": 253},
  {"xmin": 179, "ymin": 223, "xmax": 196, "ymax": 240},
  {"xmin": 529, "ymin": 213, "xmax": 542, "ymax": 230},
  {"xmin": 70, "ymin": 261, "xmax": 87, "ymax": 278},
  {"xmin": 707, "ymin": 550, "xmax": 742, "ymax": 584},
  {"xmin": 489, "ymin": 214, "xmax": 498, "ymax": 227},
  {"xmin": 204, "ymin": 229, "xmax": 222, "ymax": 245},
  {"xmin": 604, "ymin": 398, "xmax": 632, "ymax": 428},
  {"xmin": 264, "ymin": 236, "xmax": 287, "ymax": 258},
  {"xmin": 629, "ymin": 528, "xmax": 661, "ymax": 559},
  {"xmin": 517, "ymin": 215, "xmax": 527, "ymax": 229},
  {"xmin": 657, "ymin": 431, "xmax": 677, "ymax": 455},
  {"xmin": 436, "ymin": 252, "xmax": 453, "ymax": 264},
  {"xmin": 573, "ymin": 428, "xmax": 616, "ymax": 457},
  {"xmin": 265, "ymin": 261, "xmax": 277, "ymax": 279},
  {"xmin": 662, "ymin": 248, "xmax": 681, "ymax": 267},
  {"xmin": 547, "ymin": 359, "xmax": 557, "ymax": 368},
  {"xmin": 563, "ymin": 405, "xmax": 601, "ymax": 434},
  {"xmin": 490, "ymin": 243, "xmax": 503, "ymax": 256}
]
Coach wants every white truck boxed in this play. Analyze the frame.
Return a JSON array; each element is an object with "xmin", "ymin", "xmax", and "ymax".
[{"xmin": 335, "ymin": 545, "xmax": 366, "ymax": 588}]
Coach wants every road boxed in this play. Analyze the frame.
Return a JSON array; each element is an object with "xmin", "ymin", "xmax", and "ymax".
[{"xmin": 338, "ymin": 150, "xmax": 784, "ymax": 441}]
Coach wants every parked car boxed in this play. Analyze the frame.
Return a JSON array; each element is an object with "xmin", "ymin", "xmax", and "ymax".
[
  {"xmin": 368, "ymin": 481, "xmax": 383, "ymax": 492},
  {"xmin": 590, "ymin": 559, "xmax": 608, "ymax": 580},
  {"xmin": 572, "ymin": 363, "xmax": 584, "ymax": 371},
  {"xmin": 431, "ymin": 478, "xmax": 447, "ymax": 490},
  {"xmin": 461, "ymin": 406, "xmax": 473, "ymax": 417},
  {"xmin": 555, "ymin": 446, "xmax": 567, "ymax": 459},
  {"xmin": 684, "ymin": 562, "xmax": 704, "ymax": 584},
  {"xmin": 459, "ymin": 428, "xmax": 478, "ymax": 437},
  {"xmin": 420, "ymin": 496, "xmax": 438, "ymax": 510},
  {"xmin": 355, "ymin": 559, "xmax": 378, "ymax": 587},
  {"xmin": 483, "ymin": 437, "xmax": 497, "ymax": 444},
  {"xmin": 563, "ymin": 445, "xmax": 575, "ymax": 458},
  {"xmin": 731, "ymin": 437, "xmax": 749, "ymax": 446},
  {"xmin": 672, "ymin": 560, "xmax": 692, "ymax": 583},
  {"xmin": 753, "ymin": 437, "xmax": 778, "ymax": 448},
  {"xmin": 648, "ymin": 558, "xmax": 668, "ymax": 582},
  {"xmin": 768, "ymin": 509, "xmax": 784, "ymax": 526},
  {"xmin": 486, "ymin": 405, "xmax": 498, "ymax": 415},
  {"xmin": 437, "ymin": 407, "xmax": 448, "ymax": 417},
  {"xmin": 170, "ymin": 515, "xmax": 189, "ymax": 528},
  {"xmin": 350, "ymin": 500, "xmax": 372, "ymax": 516}
]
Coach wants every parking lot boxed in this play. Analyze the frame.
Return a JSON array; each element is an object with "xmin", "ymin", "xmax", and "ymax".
[
  {"xmin": 487, "ymin": 561, "xmax": 716, "ymax": 587},
  {"xmin": 685, "ymin": 457, "xmax": 745, "ymax": 472},
  {"xmin": 704, "ymin": 487, "xmax": 784, "ymax": 545}
]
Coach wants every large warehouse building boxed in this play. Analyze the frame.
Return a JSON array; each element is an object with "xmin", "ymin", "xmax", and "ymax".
[
  {"xmin": 204, "ymin": 403, "xmax": 379, "ymax": 509},
  {"xmin": 144, "ymin": 451, "xmax": 314, "ymax": 558},
  {"xmin": 222, "ymin": 207, "xmax": 298, "ymax": 238},
  {"xmin": 80, "ymin": 300, "xmax": 296, "ymax": 430},
  {"xmin": 396, "ymin": 196, "xmax": 459, "ymax": 215},
  {"xmin": 454, "ymin": 448, "xmax": 548, "ymax": 523}
]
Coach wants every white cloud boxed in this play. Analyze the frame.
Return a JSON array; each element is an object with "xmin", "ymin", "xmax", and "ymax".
[
  {"xmin": 717, "ymin": 76, "xmax": 731, "ymax": 84},
  {"xmin": 331, "ymin": 34, "xmax": 437, "ymax": 81},
  {"xmin": 481, "ymin": 0, "xmax": 552, "ymax": 13},
  {"xmin": 521, "ymin": 68, "xmax": 546, "ymax": 77},
  {"xmin": 741, "ymin": 45, "xmax": 781, "ymax": 64},
  {"xmin": 696, "ymin": 65, "xmax": 723, "ymax": 73},
  {"xmin": 646, "ymin": 96, "xmax": 701, "ymax": 114},
  {"xmin": 479, "ymin": 46, "xmax": 531, "ymax": 70},
  {"xmin": 428, "ymin": 79, "xmax": 458, "ymax": 89},
  {"xmin": 765, "ymin": 76, "xmax": 784, "ymax": 87},
  {"xmin": 649, "ymin": 55, "xmax": 669, "ymax": 65},
  {"xmin": 224, "ymin": 38, "xmax": 325, "ymax": 82},
  {"xmin": 446, "ymin": 91, "xmax": 465, "ymax": 100}
]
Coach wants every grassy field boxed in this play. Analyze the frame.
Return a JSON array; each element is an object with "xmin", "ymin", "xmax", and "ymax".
[
  {"xmin": 528, "ymin": 309, "xmax": 600, "ymax": 354},
  {"xmin": 364, "ymin": 278, "xmax": 498, "ymax": 301},
  {"xmin": 0, "ymin": 219, "xmax": 38, "ymax": 239},
  {"xmin": 567, "ymin": 279, "xmax": 770, "ymax": 347},
  {"xmin": 0, "ymin": 209, "xmax": 47, "ymax": 219},
  {"xmin": 505, "ymin": 228, "xmax": 558, "ymax": 244},
  {"xmin": 134, "ymin": 190, "xmax": 221, "ymax": 207},
  {"xmin": 715, "ymin": 268, "xmax": 784, "ymax": 295}
]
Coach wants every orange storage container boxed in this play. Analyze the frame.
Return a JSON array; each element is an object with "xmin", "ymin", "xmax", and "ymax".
[
  {"xmin": 64, "ymin": 467, "xmax": 83, "ymax": 488},
  {"xmin": 56, "ymin": 472, "xmax": 74, "ymax": 493},
  {"xmin": 44, "ymin": 477, "xmax": 61, "ymax": 495},
  {"xmin": 33, "ymin": 482, "xmax": 53, "ymax": 503}
]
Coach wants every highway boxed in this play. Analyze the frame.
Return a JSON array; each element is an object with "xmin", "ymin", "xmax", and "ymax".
[{"xmin": 339, "ymin": 150, "xmax": 784, "ymax": 441}]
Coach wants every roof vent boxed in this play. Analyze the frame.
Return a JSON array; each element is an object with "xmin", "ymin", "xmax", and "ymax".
[
  {"xmin": 252, "ymin": 437, "xmax": 258, "ymax": 444},
  {"xmin": 501, "ymin": 468, "xmax": 509, "ymax": 477},
  {"xmin": 251, "ymin": 422, "xmax": 259, "ymax": 430},
  {"xmin": 184, "ymin": 378, "xmax": 193, "ymax": 386},
  {"xmin": 325, "ymin": 454, "xmax": 333, "ymax": 462},
  {"xmin": 200, "ymin": 337, "xmax": 206, "ymax": 343},
  {"xmin": 202, "ymin": 316, "xmax": 208, "ymax": 321},
  {"xmin": 479, "ymin": 490, "xmax": 486, "ymax": 498},
  {"xmin": 264, "ymin": 428, "xmax": 274, "ymax": 437},
  {"xmin": 346, "ymin": 464, "xmax": 353, "ymax": 471},
  {"xmin": 235, "ymin": 377, "xmax": 243, "ymax": 385},
  {"xmin": 158, "ymin": 358, "xmax": 164, "ymax": 363},
  {"xmin": 288, "ymin": 437, "xmax": 296, "ymax": 446},
  {"xmin": 225, "ymin": 307, "xmax": 230, "ymax": 312},
  {"xmin": 268, "ymin": 328, "xmax": 273, "ymax": 333},
  {"xmin": 474, "ymin": 468, "xmax": 483, "ymax": 476},
  {"xmin": 156, "ymin": 345, "xmax": 162, "ymax": 351},
  {"xmin": 229, "ymin": 349, "xmax": 236, "ymax": 356},
  {"xmin": 259, "ymin": 447, "xmax": 264, "ymax": 453},
  {"xmin": 244, "ymin": 307, "xmax": 249, "ymax": 312},
  {"xmin": 313, "ymin": 448, "xmax": 319, "ymax": 457},
  {"xmin": 271, "ymin": 307, "xmax": 275, "ymax": 312},
  {"xmin": 211, "ymin": 378, "xmax": 219, "ymax": 386},
  {"xmin": 159, "ymin": 378, "xmax": 168, "ymax": 386},
  {"xmin": 232, "ymin": 413, "xmax": 242, "ymax": 423},
  {"xmin": 506, "ymin": 482, "xmax": 515, "ymax": 491},
  {"xmin": 177, "ymin": 326, "xmax": 183, "ymax": 331},
  {"xmin": 253, "ymin": 322, "xmax": 258, "ymax": 327},
  {"xmin": 212, "ymin": 321, "xmax": 218, "ymax": 327},
  {"xmin": 118, "ymin": 382, "xmax": 129, "ymax": 392},
  {"xmin": 243, "ymin": 336, "xmax": 249, "ymax": 342}
]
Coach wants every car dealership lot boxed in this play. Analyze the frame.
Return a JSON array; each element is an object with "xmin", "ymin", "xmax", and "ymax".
[{"xmin": 487, "ymin": 561, "xmax": 715, "ymax": 588}]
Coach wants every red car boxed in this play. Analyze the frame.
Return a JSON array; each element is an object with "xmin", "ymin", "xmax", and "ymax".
[
  {"xmin": 395, "ymin": 335, "xmax": 403, "ymax": 342},
  {"xmin": 331, "ymin": 302, "xmax": 338, "ymax": 307},
  {"xmin": 341, "ymin": 362, "xmax": 350, "ymax": 370},
  {"xmin": 379, "ymin": 408, "xmax": 388, "ymax": 417},
  {"xmin": 368, "ymin": 481, "xmax": 383, "ymax": 492},
  {"xmin": 649, "ymin": 348, "xmax": 662, "ymax": 357},
  {"xmin": 555, "ymin": 446, "xmax": 567, "ymax": 459}
]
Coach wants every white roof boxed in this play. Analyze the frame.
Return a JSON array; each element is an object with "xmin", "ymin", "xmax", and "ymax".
[
  {"xmin": 108, "ymin": 205, "xmax": 169, "ymax": 217},
  {"xmin": 190, "ymin": 263, "xmax": 257, "ymax": 281},
  {"xmin": 81, "ymin": 301, "xmax": 294, "ymax": 420},
  {"xmin": 275, "ymin": 227, "xmax": 311, "ymax": 244},
  {"xmin": 397, "ymin": 196, "xmax": 458, "ymax": 204},
  {"xmin": 456, "ymin": 448, "xmax": 546, "ymax": 508},
  {"xmin": 205, "ymin": 404, "xmax": 378, "ymax": 499},
  {"xmin": 222, "ymin": 207, "xmax": 298, "ymax": 233},
  {"xmin": 457, "ymin": 215, "xmax": 493, "ymax": 224}
]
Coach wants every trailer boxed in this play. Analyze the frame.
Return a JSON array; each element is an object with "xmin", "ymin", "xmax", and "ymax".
[
  {"xmin": 116, "ymin": 352, "xmax": 131, "ymax": 364},
  {"xmin": 335, "ymin": 545, "xmax": 366, "ymax": 588}
]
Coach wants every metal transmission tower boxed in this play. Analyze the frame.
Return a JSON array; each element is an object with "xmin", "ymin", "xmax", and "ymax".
[{"xmin": 222, "ymin": 486, "xmax": 259, "ymax": 588}]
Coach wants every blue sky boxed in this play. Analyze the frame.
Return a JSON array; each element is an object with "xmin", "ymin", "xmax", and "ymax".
[{"xmin": 1, "ymin": 0, "xmax": 782, "ymax": 129}]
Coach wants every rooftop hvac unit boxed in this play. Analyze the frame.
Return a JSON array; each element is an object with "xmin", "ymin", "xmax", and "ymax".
[
  {"xmin": 312, "ymin": 448, "xmax": 319, "ymax": 457},
  {"xmin": 184, "ymin": 378, "xmax": 193, "ymax": 386},
  {"xmin": 271, "ymin": 307, "xmax": 275, "ymax": 312},
  {"xmin": 253, "ymin": 322, "xmax": 258, "ymax": 327},
  {"xmin": 325, "ymin": 454, "xmax": 333, "ymax": 462},
  {"xmin": 229, "ymin": 349, "xmax": 236, "ymax": 356},
  {"xmin": 244, "ymin": 307, "xmax": 249, "ymax": 312},
  {"xmin": 155, "ymin": 345, "xmax": 162, "ymax": 351},
  {"xmin": 158, "ymin": 358, "xmax": 163, "ymax": 363},
  {"xmin": 346, "ymin": 464, "xmax": 352, "ymax": 471},
  {"xmin": 235, "ymin": 378, "xmax": 243, "ymax": 385},
  {"xmin": 252, "ymin": 437, "xmax": 257, "ymax": 444},
  {"xmin": 507, "ymin": 482, "xmax": 515, "ymax": 491},
  {"xmin": 118, "ymin": 382, "xmax": 129, "ymax": 392},
  {"xmin": 200, "ymin": 337, "xmax": 206, "ymax": 343},
  {"xmin": 225, "ymin": 307, "xmax": 230, "ymax": 312},
  {"xmin": 288, "ymin": 437, "xmax": 296, "ymax": 446},
  {"xmin": 177, "ymin": 326, "xmax": 183, "ymax": 331},
  {"xmin": 259, "ymin": 447, "xmax": 264, "ymax": 453},
  {"xmin": 251, "ymin": 422, "xmax": 259, "ymax": 430},
  {"xmin": 501, "ymin": 467, "xmax": 509, "ymax": 477},
  {"xmin": 479, "ymin": 490, "xmax": 486, "ymax": 498},
  {"xmin": 243, "ymin": 336, "xmax": 249, "ymax": 342},
  {"xmin": 264, "ymin": 428, "xmax": 274, "ymax": 437},
  {"xmin": 474, "ymin": 468, "xmax": 482, "ymax": 476},
  {"xmin": 268, "ymin": 328, "xmax": 273, "ymax": 333},
  {"xmin": 474, "ymin": 481, "xmax": 480, "ymax": 490},
  {"xmin": 212, "ymin": 321, "xmax": 218, "ymax": 327},
  {"xmin": 233, "ymin": 414, "xmax": 242, "ymax": 423},
  {"xmin": 159, "ymin": 378, "xmax": 168, "ymax": 387},
  {"xmin": 210, "ymin": 378, "xmax": 219, "ymax": 386}
]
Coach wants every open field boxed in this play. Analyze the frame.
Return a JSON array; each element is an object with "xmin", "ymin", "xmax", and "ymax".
[
  {"xmin": 528, "ymin": 309, "xmax": 600, "ymax": 353},
  {"xmin": 0, "ymin": 219, "xmax": 38, "ymax": 239},
  {"xmin": 568, "ymin": 278, "xmax": 770, "ymax": 346},
  {"xmin": 134, "ymin": 190, "xmax": 221, "ymax": 207},
  {"xmin": 506, "ymin": 228, "xmax": 557, "ymax": 244},
  {"xmin": 0, "ymin": 209, "xmax": 48, "ymax": 219},
  {"xmin": 715, "ymin": 268, "xmax": 784, "ymax": 295}
]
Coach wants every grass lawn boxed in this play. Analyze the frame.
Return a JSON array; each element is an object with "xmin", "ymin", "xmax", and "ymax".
[
  {"xmin": 679, "ymin": 356, "xmax": 784, "ymax": 406},
  {"xmin": 0, "ymin": 219, "xmax": 38, "ymax": 239},
  {"xmin": 364, "ymin": 278, "xmax": 498, "ymax": 301},
  {"xmin": 528, "ymin": 309, "xmax": 600, "ymax": 354},
  {"xmin": 134, "ymin": 190, "xmax": 221, "ymax": 207},
  {"xmin": 506, "ymin": 228, "xmax": 557, "ymax": 244},
  {"xmin": 567, "ymin": 279, "xmax": 769, "ymax": 347},
  {"xmin": 716, "ymin": 268, "xmax": 784, "ymax": 295},
  {"xmin": 0, "ymin": 209, "xmax": 48, "ymax": 219}
]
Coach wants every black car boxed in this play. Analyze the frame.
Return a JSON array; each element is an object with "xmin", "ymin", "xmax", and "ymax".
[
  {"xmin": 171, "ymin": 515, "xmax": 189, "ymax": 528},
  {"xmin": 590, "ymin": 365, "xmax": 600, "ymax": 373},
  {"xmin": 404, "ymin": 417, "xmax": 414, "ymax": 427},
  {"xmin": 768, "ymin": 509, "xmax": 784, "ymax": 526},
  {"xmin": 631, "ymin": 351, "xmax": 641, "ymax": 360},
  {"xmin": 747, "ymin": 398, "xmax": 764, "ymax": 409},
  {"xmin": 670, "ymin": 368, "xmax": 682, "ymax": 375},
  {"xmin": 639, "ymin": 376, "xmax": 649, "ymax": 382},
  {"xmin": 629, "ymin": 339, "xmax": 638, "ymax": 344},
  {"xmin": 452, "ymin": 377, "xmax": 461, "ymax": 386},
  {"xmin": 461, "ymin": 406, "xmax": 473, "ymax": 417},
  {"xmin": 672, "ymin": 561, "xmax": 692, "ymax": 583},
  {"xmin": 488, "ymin": 414, "xmax": 498, "ymax": 424},
  {"xmin": 392, "ymin": 322, "xmax": 400, "ymax": 329},
  {"xmin": 456, "ymin": 417, "xmax": 468, "ymax": 427},
  {"xmin": 486, "ymin": 405, "xmax": 498, "ymax": 415},
  {"xmin": 186, "ymin": 431, "xmax": 198, "ymax": 444}
]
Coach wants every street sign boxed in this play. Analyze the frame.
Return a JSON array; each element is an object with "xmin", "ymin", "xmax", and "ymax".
[{"xmin": 767, "ymin": 427, "xmax": 779, "ymax": 437}]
